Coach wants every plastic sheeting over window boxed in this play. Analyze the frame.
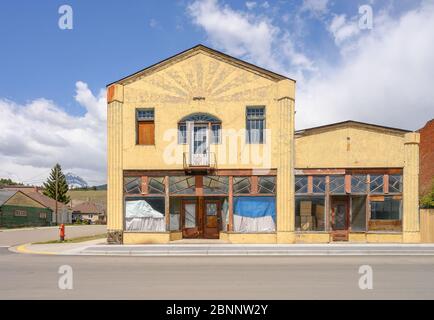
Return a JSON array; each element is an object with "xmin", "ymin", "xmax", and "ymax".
[
  {"xmin": 233, "ymin": 197, "xmax": 276, "ymax": 232},
  {"xmin": 125, "ymin": 199, "xmax": 165, "ymax": 232}
]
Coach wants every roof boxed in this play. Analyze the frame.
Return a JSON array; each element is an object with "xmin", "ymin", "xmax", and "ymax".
[
  {"xmin": 107, "ymin": 44, "xmax": 294, "ymax": 86},
  {"xmin": 1, "ymin": 187, "xmax": 67, "ymax": 211},
  {"xmin": 295, "ymin": 120, "xmax": 412, "ymax": 137},
  {"xmin": 72, "ymin": 201, "xmax": 105, "ymax": 214},
  {"xmin": 21, "ymin": 190, "xmax": 67, "ymax": 212},
  {"xmin": 0, "ymin": 190, "xmax": 17, "ymax": 206}
]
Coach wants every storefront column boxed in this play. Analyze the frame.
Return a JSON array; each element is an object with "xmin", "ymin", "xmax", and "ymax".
[
  {"xmin": 403, "ymin": 132, "xmax": 421, "ymax": 243},
  {"xmin": 276, "ymin": 79, "xmax": 296, "ymax": 244},
  {"xmin": 107, "ymin": 84, "xmax": 124, "ymax": 244}
]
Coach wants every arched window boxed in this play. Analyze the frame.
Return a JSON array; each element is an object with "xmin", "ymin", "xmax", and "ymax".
[{"xmin": 178, "ymin": 113, "xmax": 221, "ymax": 145}]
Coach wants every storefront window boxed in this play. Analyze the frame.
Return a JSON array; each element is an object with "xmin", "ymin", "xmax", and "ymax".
[
  {"xmin": 203, "ymin": 176, "xmax": 229, "ymax": 194},
  {"xmin": 233, "ymin": 196, "xmax": 276, "ymax": 232},
  {"xmin": 389, "ymin": 174, "xmax": 403, "ymax": 193},
  {"xmin": 125, "ymin": 197, "xmax": 165, "ymax": 232},
  {"xmin": 124, "ymin": 177, "xmax": 141, "ymax": 194},
  {"xmin": 351, "ymin": 196, "xmax": 366, "ymax": 231},
  {"xmin": 169, "ymin": 176, "xmax": 195, "ymax": 194},
  {"xmin": 295, "ymin": 176, "xmax": 308, "ymax": 194},
  {"xmin": 148, "ymin": 177, "xmax": 165, "ymax": 194},
  {"xmin": 312, "ymin": 176, "xmax": 326, "ymax": 194},
  {"xmin": 258, "ymin": 176, "xmax": 276, "ymax": 194},
  {"xmin": 370, "ymin": 175, "xmax": 384, "ymax": 194},
  {"xmin": 233, "ymin": 177, "xmax": 251, "ymax": 194},
  {"xmin": 329, "ymin": 176, "xmax": 345, "ymax": 194},
  {"xmin": 351, "ymin": 175, "xmax": 368, "ymax": 193},
  {"xmin": 169, "ymin": 198, "xmax": 181, "ymax": 231},
  {"xmin": 371, "ymin": 196, "xmax": 402, "ymax": 220},
  {"xmin": 295, "ymin": 196, "xmax": 325, "ymax": 231}
]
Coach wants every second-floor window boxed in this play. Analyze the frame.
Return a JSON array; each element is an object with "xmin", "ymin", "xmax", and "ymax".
[
  {"xmin": 246, "ymin": 106, "xmax": 265, "ymax": 144},
  {"xmin": 137, "ymin": 109, "xmax": 155, "ymax": 145}
]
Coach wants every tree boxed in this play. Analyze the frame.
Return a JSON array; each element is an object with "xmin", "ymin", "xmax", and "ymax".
[
  {"xmin": 421, "ymin": 179, "xmax": 434, "ymax": 209},
  {"xmin": 43, "ymin": 164, "xmax": 70, "ymax": 204},
  {"xmin": 0, "ymin": 178, "xmax": 22, "ymax": 187}
]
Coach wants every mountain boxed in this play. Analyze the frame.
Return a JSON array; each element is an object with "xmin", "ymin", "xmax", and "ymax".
[{"xmin": 65, "ymin": 173, "xmax": 88, "ymax": 189}]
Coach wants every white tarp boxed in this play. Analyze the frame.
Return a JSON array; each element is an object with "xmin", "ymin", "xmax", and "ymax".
[
  {"xmin": 125, "ymin": 200, "xmax": 165, "ymax": 232},
  {"xmin": 233, "ymin": 214, "xmax": 276, "ymax": 232}
]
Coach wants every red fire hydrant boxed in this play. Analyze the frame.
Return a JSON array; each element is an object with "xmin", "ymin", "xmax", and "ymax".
[{"xmin": 59, "ymin": 224, "xmax": 65, "ymax": 242}]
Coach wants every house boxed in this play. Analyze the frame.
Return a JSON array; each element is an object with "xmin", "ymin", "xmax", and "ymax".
[
  {"xmin": 72, "ymin": 201, "xmax": 106, "ymax": 224},
  {"xmin": 0, "ymin": 190, "xmax": 53, "ymax": 228},
  {"xmin": 418, "ymin": 119, "xmax": 434, "ymax": 196},
  {"xmin": 1, "ymin": 187, "xmax": 71, "ymax": 225},
  {"xmin": 106, "ymin": 44, "xmax": 422, "ymax": 244}
]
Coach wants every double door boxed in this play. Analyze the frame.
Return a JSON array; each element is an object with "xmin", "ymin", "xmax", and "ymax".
[{"xmin": 181, "ymin": 199, "xmax": 221, "ymax": 239}]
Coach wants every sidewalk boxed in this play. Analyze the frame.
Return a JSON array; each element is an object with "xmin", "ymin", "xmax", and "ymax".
[{"xmin": 10, "ymin": 242, "xmax": 434, "ymax": 256}]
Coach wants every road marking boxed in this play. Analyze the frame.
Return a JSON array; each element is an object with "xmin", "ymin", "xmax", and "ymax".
[
  {"xmin": 15, "ymin": 244, "xmax": 57, "ymax": 255},
  {"xmin": 0, "ymin": 245, "xmax": 10, "ymax": 248}
]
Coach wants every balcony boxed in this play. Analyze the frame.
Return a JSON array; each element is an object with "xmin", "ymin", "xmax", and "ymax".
[{"xmin": 183, "ymin": 152, "xmax": 217, "ymax": 173}]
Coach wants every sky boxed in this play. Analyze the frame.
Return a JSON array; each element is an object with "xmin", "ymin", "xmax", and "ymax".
[{"xmin": 0, "ymin": 0, "xmax": 433, "ymax": 186}]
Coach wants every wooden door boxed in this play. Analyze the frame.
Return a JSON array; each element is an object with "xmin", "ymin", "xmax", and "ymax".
[
  {"xmin": 203, "ymin": 200, "xmax": 221, "ymax": 239},
  {"xmin": 181, "ymin": 200, "xmax": 199, "ymax": 238},
  {"xmin": 331, "ymin": 198, "xmax": 349, "ymax": 241}
]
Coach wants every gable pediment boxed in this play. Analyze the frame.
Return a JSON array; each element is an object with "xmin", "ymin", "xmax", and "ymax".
[{"xmin": 111, "ymin": 45, "xmax": 292, "ymax": 105}]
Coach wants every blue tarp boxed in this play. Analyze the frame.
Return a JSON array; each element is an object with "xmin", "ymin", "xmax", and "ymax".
[{"xmin": 233, "ymin": 197, "xmax": 276, "ymax": 221}]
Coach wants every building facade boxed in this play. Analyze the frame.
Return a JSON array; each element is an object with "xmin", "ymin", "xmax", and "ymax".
[
  {"xmin": 295, "ymin": 121, "xmax": 420, "ymax": 243},
  {"xmin": 107, "ymin": 45, "xmax": 422, "ymax": 244}
]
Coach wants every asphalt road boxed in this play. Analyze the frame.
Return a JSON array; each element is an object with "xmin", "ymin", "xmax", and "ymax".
[
  {"xmin": 1, "ymin": 248, "xmax": 434, "ymax": 299},
  {"xmin": 0, "ymin": 225, "xmax": 107, "ymax": 246}
]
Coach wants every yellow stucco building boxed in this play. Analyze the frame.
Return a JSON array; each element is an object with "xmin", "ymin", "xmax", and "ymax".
[{"xmin": 107, "ymin": 45, "xmax": 421, "ymax": 244}]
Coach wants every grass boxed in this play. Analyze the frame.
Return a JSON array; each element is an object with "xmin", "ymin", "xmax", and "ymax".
[
  {"xmin": 34, "ymin": 233, "xmax": 106, "ymax": 244},
  {"xmin": 67, "ymin": 190, "xmax": 107, "ymax": 203}
]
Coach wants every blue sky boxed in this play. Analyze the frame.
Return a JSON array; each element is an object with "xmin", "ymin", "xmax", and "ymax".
[
  {"xmin": 0, "ymin": 0, "xmax": 433, "ymax": 185},
  {"xmin": 0, "ymin": 0, "xmax": 421, "ymax": 114}
]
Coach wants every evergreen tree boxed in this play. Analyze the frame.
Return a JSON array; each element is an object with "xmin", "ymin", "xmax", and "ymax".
[{"xmin": 43, "ymin": 164, "xmax": 70, "ymax": 204}]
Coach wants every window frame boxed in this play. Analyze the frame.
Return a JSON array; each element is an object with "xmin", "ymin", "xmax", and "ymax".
[{"xmin": 246, "ymin": 106, "xmax": 266, "ymax": 144}]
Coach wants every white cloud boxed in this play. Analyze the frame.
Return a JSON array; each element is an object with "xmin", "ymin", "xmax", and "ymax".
[
  {"xmin": 297, "ymin": 1, "xmax": 434, "ymax": 130},
  {"xmin": 328, "ymin": 14, "xmax": 360, "ymax": 46},
  {"xmin": 188, "ymin": 0, "xmax": 315, "ymax": 80},
  {"xmin": 261, "ymin": 1, "xmax": 270, "ymax": 9},
  {"xmin": 245, "ymin": 1, "xmax": 257, "ymax": 10},
  {"xmin": 0, "ymin": 82, "xmax": 107, "ymax": 186},
  {"xmin": 301, "ymin": 0, "xmax": 329, "ymax": 16}
]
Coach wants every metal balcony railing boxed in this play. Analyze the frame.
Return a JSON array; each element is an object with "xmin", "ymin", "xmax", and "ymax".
[{"xmin": 183, "ymin": 152, "xmax": 217, "ymax": 171}]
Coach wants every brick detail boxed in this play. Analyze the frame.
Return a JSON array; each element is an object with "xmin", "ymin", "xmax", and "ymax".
[{"xmin": 419, "ymin": 119, "xmax": 434, "ymax": 195}]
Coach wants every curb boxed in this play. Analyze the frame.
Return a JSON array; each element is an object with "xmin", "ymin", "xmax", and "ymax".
[
  {"xmin": 10, "ymin": 243, "xmax": 59, "ymax": 255},
  {"xmin": 9, "ymin": 243, "xmax": 434, "ymax": 257}
]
